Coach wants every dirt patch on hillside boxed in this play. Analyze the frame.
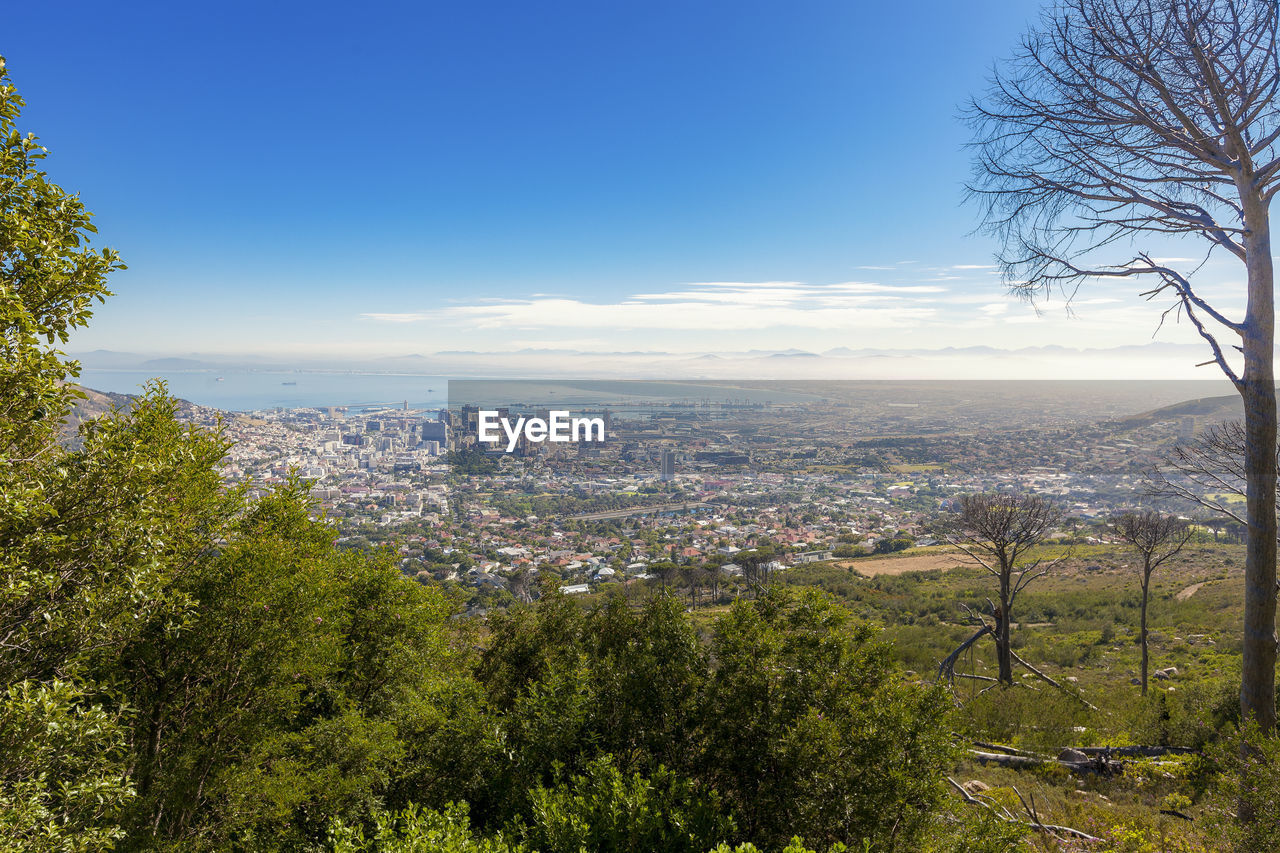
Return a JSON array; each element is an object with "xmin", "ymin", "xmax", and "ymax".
[
  {"xmin": 1176, "ymin": 581, "xmax": 1209, "ymax": 601},
  {"xmin": 835, "ymin": 552, "xmax": 965, "ymax": 577}
]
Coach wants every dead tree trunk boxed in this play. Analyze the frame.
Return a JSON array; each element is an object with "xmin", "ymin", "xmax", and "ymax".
[
  {"xmin": 996, "ymin": 583, "xmax": 1012, "ymax": 686},
  {"xmin": 1241, "ymin": 220, "xmax": 1278, "ymax": 731},
  {"xmin": 941, "ymin": 493, "xmax": 1061, "ymax": 688},
  {"xmin": 969, "ymin": 750, "xmax": 1122, "ymax": 776},
  {"xmin": 1140, "ymin": 571, "xmax": 1150, "ymax": 695},
  {"xmin": 938, "ymin": 612, "xmax": 1096, "ymax": 710},
  {"xmin": 938, "ymin": 624, "xmax": 991, "ymax": 684},
  {"xmin": 1114, "ymin": 511, "xmax": 1190, "ymax": 698}
]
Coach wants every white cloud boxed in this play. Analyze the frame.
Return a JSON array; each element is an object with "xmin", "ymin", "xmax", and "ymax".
[
  {"xmin": 350, "ymin": 274, "xmax": 1215, "ymax": 354},
  {"xmin": 359, "ymin": 312, "xmax": 432, "ymax": 323},
  {"xmin": 361, "ymin": 281, "xmax": 952, "ymax": 334},
  {"xmin": 825, "ymin": 282, "xmax": 946, "ymax": 294},
  {"xmin": 443, "ymin": 296, "xmax": 936, "ymax": 332}
]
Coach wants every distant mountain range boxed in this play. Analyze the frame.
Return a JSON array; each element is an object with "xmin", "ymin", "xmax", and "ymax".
[{"xmin": 71, "ymin": 341, "xmax": 1224, "ymax": 380}]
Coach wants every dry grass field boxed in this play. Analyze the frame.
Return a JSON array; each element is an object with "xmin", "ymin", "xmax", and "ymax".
[{"xmin": 834, "ymin": 551, "xmax": 965, "ymax": 576}]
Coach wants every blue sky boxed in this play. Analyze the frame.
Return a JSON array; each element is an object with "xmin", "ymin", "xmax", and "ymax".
[{"xmin": 5, "ymin": 1, "xmax": 1244, "ymax": 361}]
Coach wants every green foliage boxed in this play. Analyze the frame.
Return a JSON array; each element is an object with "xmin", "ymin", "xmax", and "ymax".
[
  {"xmin": 518, "ymin": 755, "xmax": 733, "ymax": 853},
  {"xmin": 111, "ymin": 482, "xmax": 470, "ymax": 850},
  {"xmin": 330, "ymin": 803, "xmax": 525, "ymax": 853},
  {"xmin": 0, "ymin": 53, "xmax": 137, "ymax": 678},
  {"xmin": 959, "ymin": 686, "xmax": 1091, "ymax": 753},
  {"xmin": 471, "ymin": 587, "xmax": 956, "ymax": 851},
  {"xmin": 0, "ymin": 53, "xmax": 136, "ymax": 850},
  {"xmin": 1127, "ymin": 678, "xmax": 1240, "ymax": 751},
  {"xmin": 1204, "ymin": 727, "xmax": 1280, "ymax": 851},
  {"xmin": 492, "ymin": 490, "xmax": 674, "ymax": 520},
  {"xmin": 706, "ymin": 840, "xmax": 846, "ymax": 853},
  {"xmin": 473, "ymin": 592, "xmax": 707, "ymax": 821},
  {"xmin": 446, "ymin": 447, "xmax": 500, "ymax": 475},
  {"xmin": 0, "ymin": 54, "xmax": 122, "ymax": 457},
  {"xmin": 329, "ymin": 740, "xmax": 1015, "ymax": 853},
  {"xmin": 701, "ymin": 589, "xmax": 955, "ymax": 850},
  {"xmin": 913, "ymin": 803, "xmax": 1026, "ymax": 853},
  {"xmin": 0, "ymin": 680, "xmax": 132, "ymax": 852},
  {"xmin": 31, "ymin": 388, "xmax": 235, "ymax": 683},
  {"xmin": 872, "ymin": 537, "xmax": 913, "ymax": 555}
]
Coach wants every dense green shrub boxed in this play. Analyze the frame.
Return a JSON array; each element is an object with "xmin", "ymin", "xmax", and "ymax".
[{"xmin": 518, "ymin": 756, "xmax": 733, "ymax": 853}]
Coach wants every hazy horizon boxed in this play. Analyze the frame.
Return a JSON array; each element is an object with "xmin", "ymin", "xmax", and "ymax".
[{"xmin": 70, "ymin": 339, "xmax": 1252, "ymax": 385}]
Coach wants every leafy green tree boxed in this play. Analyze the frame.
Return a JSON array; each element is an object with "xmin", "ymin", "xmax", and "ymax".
[
  {"xmin": 0, "ymin": 59, "xmax": 116, "ymax": 669},
  {"xmin": 518, "ymin": 755, "xmax": 733, "ymax": 853},
  {"xmin": 650, "ymin": 559, "xmax": 680, "ymax": 589},
  {"xmin": 737, "ymin": 546, "xmax": 778, "ymax": 591},
  {"xmin": 330, "ymin": 802, "xmax": 525, "ymax": 853},
  {"xmin": 474, "ymin": 592, "xmax": 706, "ymax": 825},
  {"xmin": 699, "ymin": 588, "xmax": 954, "ymax": 850},
  {"xmin": 111, "ymin": 481, "xmax": 475, "ymax": 850},
  {"xmin": 0, "ymin": 53, "xmax": 143, "ymax": 850},
  {"xmin": 873, "ymin": 537, "xmax": 913, "ymax": 555},
  {"xmin": 580, "ymin": 596, "xmax": 706, "ymax": 774},
  {"xmin": 0, "ymin": 680, "xmax": 134, "ymax": 851}
]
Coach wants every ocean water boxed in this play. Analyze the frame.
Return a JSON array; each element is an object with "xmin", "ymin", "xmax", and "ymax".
[
  {"xmin": 79, "ymin": 369, "xmax": 451, "ymax": 412},
  {"xmin": 78, "ymin": 372, "xmax": 829, "ymax": 413}
]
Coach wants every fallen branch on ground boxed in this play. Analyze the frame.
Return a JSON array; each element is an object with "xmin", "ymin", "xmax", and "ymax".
[
  {"xmin": 1074, "ymin": 745, "xmax": 1200, "ymax": 758},
  {"xmin": 947, "ymin": 776, "xmax": 1103, "ymax": 844},
  {"xmin": 1010, "ymin": 648, "xmax": 1099, "ymax": 711},
  {"xmin": 969, "ymin": 750, "xmax": 1123, "ymax": 776},
  {"xmin": 972, "ymin": 741, "xmax": 1041, "ymax": 757}
]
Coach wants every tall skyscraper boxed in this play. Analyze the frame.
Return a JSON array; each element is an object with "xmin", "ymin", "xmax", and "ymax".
[{"xmin": 660, "ymin": 449, "xmax": 675, "ymax": 482}]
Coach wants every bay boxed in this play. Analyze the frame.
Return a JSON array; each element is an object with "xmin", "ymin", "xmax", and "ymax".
[{"xmin": 79, "ymin": 369, "xmax": 451, "ymax": 412}]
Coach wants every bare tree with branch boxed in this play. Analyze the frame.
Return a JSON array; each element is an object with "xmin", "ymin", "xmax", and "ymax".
[
  {"xmin": 942, "ymin": 494, "xmax": 1063, "ymax": 685},
  {"xmin": 970, "ymin": 0, "xmax": 1280, "ymax": 730},
  {"xmin": 1114, "ymin": 511, "xmax": 1193, "ymax": 693},
  {"xmin": 1147, "ymin": 419, "xmax": 1280, "ymax": 529},
  {"xmin": 509, "ymin": 566, "xmax": 535, "ymax": 605}
]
